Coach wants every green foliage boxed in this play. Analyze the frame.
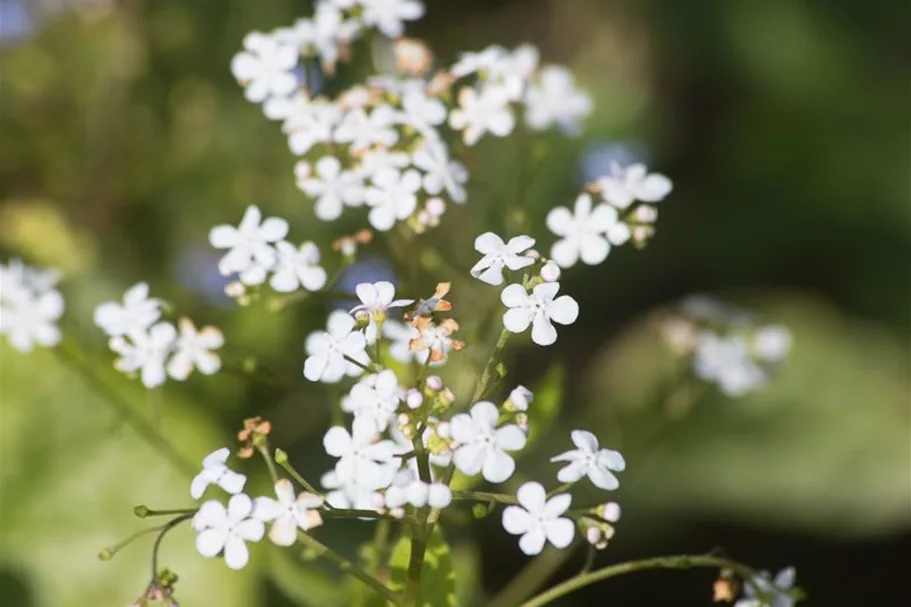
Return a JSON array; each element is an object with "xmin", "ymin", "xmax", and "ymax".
[
  {"xmin": 525, "ymin": 364, "xmax": 564, "ymax": 449},
  {"xmin": 388, "ymin": 529, "xmax": 455, "ymax": 607}
]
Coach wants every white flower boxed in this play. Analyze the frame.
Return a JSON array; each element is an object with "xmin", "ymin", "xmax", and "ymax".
[
  {"xmin": 286, "ymin": 101, "xmax": 342, "ymax": 155},
  {"xmin": 209, "ymin": 205, "xmax": 289, "ymax": 285},
  {"xmin": 450, "ymin": 46, "xmax": 509, "ymax": 78},
  {"xmin": 166, "ymin": 318, "xmax": 224, "ymax": 381},
  {"xmin": 546, "ymin": 193, "xmax": 628, "ymax": 269},
  {"xmin": 524, "ymin": 65, "xmax": 592, "ymax": 135},
  {"xmin": 264, "ymin": 90, "xmax": 311, "ymax": 121},
  {"xmin": 231, "ymin": 32, "xmax": 299, "ymax": 103},
  {"xmin": 595, "ymin": 163, "xmax": 673, "ymax": 210},
  {"xmin": 412, "ymin": 140, "xmax": 468, "ymax": 203},
  {"xmin": 0, "ymin": 285, "xmax": 63, "ymax": 353},
  {"xmin": 502, "ymin": 482, "xmax": 574, "ymax": 555},
  {"xmin": 270, "ymin": 241, "xmax": 328, "ymax": 293},
  {"xmin": 506, "ymin": 385, "xmax": 533, "ymax": 411},
  {"xmin": 323, "ymin": 416, "xmax": 401, "ymax": 491},
  {"xmin": 194, "ymin": 494, "xmax": 265, "ymax": 570},
  {"xmin": 753, "ymin": 325, "xmax": 792, "ymax": 363},
  {"xmin": 450, "ymin": 401, "xmax": 526, "ymax": 483},
  {"xmin": 351, "ymin": 281, "xmax": 414, "ymax": 317},
  {"xmin": 297, "ymin": 156, "xmax": 366, "ymax": 221},
  {"xmin": 735, "ymin": 567, "xmax": 797, "ymax": 607},
  {"xmin": 191, "ymin": 447, "xmax": 247, "ymax": 500},
  {"xmin": 360, "ymin": 0, "xmax": 424, "ymax": 39},
  {"xmin": 385, "ymin": 473, "xmax": 452, "ymax": 509},
  {"xmin": 501, "ymin": 283, "xmax": 579, "ymax": 346},
  {"xmin": 382, "ymin": 320, "xmax": 429, "ymax": 364},
  {"xmin": 358, "ymin": 148, "xmax": 410, "ymax": 179},
  {"xmin": 303, "ymin": 311, "xmax": 370, "ymax": 383},
  {"xmin": 334, "ymin": 105, "xmax": 399, "ymax": 152},
  {"xmin": 321, "ymin": 469, "xmax": 381, "ymax": 511},
  {"xmin": 551, "ymin": 430, "xmax": 625, "ymax": 490},
  {"xmin": 253, "ymin": 479, "xmax": 324, "ymax": 546},
  {"xmin": 400, "ymin": 90, "xmax": 447, "ymax": 135},
  {"xmin": 470, "ymin": 232, "xmax": 535, "ymax": 286},
  {"xmin": 109, "ymin": 322, "xmax": 177, "ymax": 388},
  {"xmin": 93, "ymin": 282, "xmax": 162, "ymax": 337},
  {"xmin": 342, "ymin": 369, "xmax": 403, "ymax": 431},
  {"xmin": 693, "ymin": 332, "xmax": 767, "ymax": 397},
  {"xmin": 364, "ymin": 168, "xmax": 422, "ymax": 231},
  {"xmin": 448, "ymin": 87, "xmax": 515, "ymax": 145},
  {"xmin": 294, "ymin": 3, "xmax": 362, "ymax": 71}
]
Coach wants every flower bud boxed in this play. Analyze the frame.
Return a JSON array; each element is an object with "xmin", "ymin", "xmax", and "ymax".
[
  {"xmin": 405, "ymin": 389, "xmax": 424, "ymax": 410},
  {"xmin": 393, "ymin": 38, "xmax": 434, "ymax": 76},
  {"xmin": 540, "ymin": 261, "xmax": 561, "ymax": 282},
  {"xmin": 515, "ymin": 413, "xmax": 529, "ymax": 432},
  {"xmin": 506, "ymin": 385, "xmax": 533, "ymax": 411},
  {"xmin": 601, "ymin": 501, "xmax": 621, "ymax": 523},
  {"xmin": 425, "ymin": 375, "xmax": 443, "ymax": 391},
  {"xmin": 224, "ymin": 281, "xmax": 246, "ymax": 299},
  {"xmin": 634, "ymin": 205, "xmax": 658, "ymax": 223},
  {"xmin": 523, "ymin": 249, "xmax": 541, "ymax": 260},
  {"xmin": 133, "ymin": 505, "xmax": 150, "ymax": 518},
  {"xmin": 585, "ymin": 526, "xmax": 602, "ymax": 547},
  {"xmin": 426, "ymin": 197, "xmax": 446, "ymax": 218},
  {"xmin": 439, "ymin": 387, "xmax": 456, "ymax": 407},
  {"xmin": 435, "ymin": 421, "xmax": 451, "ymax": 439},
  {"xmin": 274, "ymin": 448, "xmax": 288, "ymax": 465}
]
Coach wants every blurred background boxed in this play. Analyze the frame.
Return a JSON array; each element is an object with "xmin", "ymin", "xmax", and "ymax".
[{"xmin": 1, "ymin": 0, "xmax": 908, "ymax": 605}]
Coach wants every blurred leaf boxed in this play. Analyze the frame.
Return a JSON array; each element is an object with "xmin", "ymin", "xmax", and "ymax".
[
  {"xmin": 526, "ymin": 364, "xmax": 564, "ymax": 449},
  {"xmin": 585, "ymin": 293, "xmax": 910, "ymax": 535},
  {"xmin": 388, "ymin": 528, "xmax": 455, "ymax": 607},
  {"xmin": 267, "ymin": 549, "xmax": 340, "ymax": 607}
]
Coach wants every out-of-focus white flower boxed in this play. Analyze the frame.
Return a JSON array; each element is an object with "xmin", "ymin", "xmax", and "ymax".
[
  {"xmin": 412, "ymin": 140, "xmax": 468, "ymax": 203},
  {"xmin": 286, "ymin": 100, "xmax": 342, "ymax": 155},
  {"xmin": 525, "ymin": 65, "xmax": 592, "ymax": 135},
  {"xmin": 753, "ymin": 325, "xmax": 792, "ymax": 363},
  {"xmin": 400, "ymin": 89, "xmax": 447, "ymax": 135},
  {"xmin": 358, "ymin": 148, "xmax": 410, "ymax": 179},
  {"xmin": 334, "ymin": 105, "xmax": 399, "ymax": 152},
  {"xmin": 385, "ymin": 472, "xmax": 452, "ymax": 509},
  {"xmin": 450, "ymin": 46, "xmax": 509, "ymax": 78},
  {"xmin": 364, "ymin": 168, "xmax": 422, "ymax": 231},
  {"xmin": 304, "ymin": 310, "xmax": 370, "ymax": 383},
  {"xmin": 323, "ymin": 416, "xmax": 401, "ymax": 491},
  {"xmin": 264, "ymin": 91, "xmax": 311, "ymax": 122},
  {"xmin": 194, "ymin": 494, "xmax": 265, "ymax": 570},
  {"xmin": 450, "ymin": 401, "xmax": 526, "ymax": 483},
  {"xmin": 297, "ymin": 156, "xmax": 366, "ymax": 221},
  {"xmin": 693, "ymin": 332, "xmax": 767, "ymax": 397},
  {"xmin": 382, "ymin": 320, "xmax": 428, "ymax": 364},
  {"xmin": 253, "ymin": 479, "xmax": 324, "ymax": 546},
  {"xmin": 502, "ymin": 482, "xmax": 574, "ymax": 555},
  {"xmin": 551, "ymin": 430, "xmax": 625, "ymax": 490},
  {"xmin": 94, "ymin": 282, "xmax": 162, "ymax": 337},
  {"xmin": 167, "ymin": 318, "xmax": 224, "ymax": 380},
  {"xmin": 501, "ymin": 282, "xmax": 579, "ymax": 346},
  {"xmin": 448, "ymin": 86, "xmax": 515, "ymax": 145},
  {"xmin": 351, "ymin": 281, "xmax": 413, "ymax": 317},
  {"xmin": 546, "ymin": 193, "xmax": 628, "ymax": 269},
  {"xmin": 270, "ymin": 241, "xmax": 328, "ymax": 292},
  {"xmin": 209, "ymin": 205, "xmax": 288, "ymax": 285},
  {"xmin": 506, "ymin": 385, "xmax": 533, "ymax": 411},
  {"xmin": 109, "ymin": 322, "xmax": 178, "ymax": 389},
  {"xmin": 359, "ymin": 0, "xmax": 425, "ymax": 39},
  {"xmin": 596, "ymin": 162, "xmax": 673, "ymax": 209},
  {"xmin": 470, "ymin": 232, "xmax": 535, "ymax": 286},
  {"xmin": 294, "ymin": 3, "xmax": 362, "ymax": 72},
  {"xmin": 191, "ymin": 447, "xmax": 247, "ymax": 500},
  {"xmin": 342, "ymin": 369, "xmax": 403, "ymax": 430},
  {"xmin": 0, "ymin": 260, "xmax": 64, "ymax": 353},
  {"xmin": 735, "ymin": 567, "xmax": 797, "ymax": 607},
  {"xmin": 231, "ymin": 32, "xmax": 299, "ymax": 103},
  {"xmin": 320, "ymin": 469, "xmax": 382, "ymax": 511}
]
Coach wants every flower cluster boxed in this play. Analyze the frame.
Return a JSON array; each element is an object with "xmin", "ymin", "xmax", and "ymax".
[
  {"xmin": 0, "ymin": 259, "xmax": 64, "ymax": 353},
  {"xmin": 95, "ymin": 283, "xmax": 224, "ymax": 388},
  {"xmin": 659, "ymin": 296, "xmax": 793, "ymax": 397}
]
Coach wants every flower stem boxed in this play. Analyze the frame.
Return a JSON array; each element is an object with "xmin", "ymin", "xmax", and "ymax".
[
  {"xmin": 297, "ymin": 531, "xmax": 403, "ymax": 606},
  {"xmin": 470, "ymin": 327, "xmax": 511, "ymax": 403},
  {"xmin": 403, "ymin": 432, "xmax": 434, "ymax": 605},
  {"xmin": 54, "ymin": 340, "xmax": 197, "ymax": 478},
  {"xmin": 519, "ymin": 554, "xmax": 759, "ymax": 607},
  {"xmin": 451, "ymin": 490, "xmax": 518, "ymax": 505},
  {"xmin": 344, "ymin": 354, "xmax": 376, "ymax": 373},
  {"xmin": 150, "ymin": 513, "xmax": 195, "ymax": 582},
  {"xmin": 257, "ymin": 444, "xmax": 279, "ymax": 484},
  {"xmin": 276, "ymin": 456, "xmax": 323, "ymax": 499}
]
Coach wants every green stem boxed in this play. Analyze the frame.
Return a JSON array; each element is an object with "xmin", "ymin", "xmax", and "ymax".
[
  {"xmin": 276, "ymin": 457, "xmax": 323, "ymax": 498},
  {"xmin": 150, "ymin": 513, "xmax": 195, "ymax": 582},
  {"xmin": 403, "ymin": 432, "xmax": 434, "ymax": 605},
  {"xmin": 297, "ymin": 531, "xmax": 403, "ymax": 606},
  {"xmin": 323, "ymin": 509, "xmax": 414, "ymax": 523},
  {"xmin": 344, "ymin": 354, "xmax": 376, "ymax": 374},
  {"xmin": 470, "ymin": 326, "xmax": 511, "ymax": 403},
  {"xmin": 54, "ymin": 341, "xmax": 197, "ymax": 478},
  {"xmin": 257, "ymin": 445, "xmax": 279, "ymax": 483},
  {"xmin": 452, "ymin": 490, "xmax": 517, "ymax": 505},
  {"xmin": 519, "ymin": 554, "xmax": 759, "ymax": 607}
]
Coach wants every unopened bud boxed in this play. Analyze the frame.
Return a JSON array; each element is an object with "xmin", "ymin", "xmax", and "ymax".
[
  {"xmin": 405, "ymin": 389, "xmax": 424, "ymax": 410},
  {"xmin": 540, "ymin": 261, "xmax": 561, "ymax": 282},
  {"xmin": 523, "ymin": 249, "xmax": 541, "ymax": 260},
  {"xmin": 425, "ymin": 375, "xmax": 443, "ymax": 391},
  {"xmin": 293, "ymin": 160, "xmax": 312, "ymax": 181},
  {"xmin": 225, "ymin": 281, "xmax": 246, "ymax": 299},
  {"xmin": 435, "ymin": 421, "xmax": 451, "ymax": 439},
  {"xmin": 393, "ymin": 38, "xmax": 434, "ymax": 76},
  {"xmin": 133, "ymin": 505, "xmax": 150, "ymax": 518},
  {"xmin": 98, "ymin": 548, "xmax": 114, "ymax": 561},
  {"xmin": 390, "ymin": 507, "xmax": 406, "ymax": 519},
  {"xmin": 274, "ymin": 448, "xmax": 288, "ymax": 465},
  {"xmin": 506, "ymin": 385, "xmax": 533, "ymax": 411},
  {"xmin": 601, "ymin": 501, "xmax": 621, "ymax": 523},
  {"xmin": 634, "ymin": 205, "xmax": 658, "ymax": 223},
  {"xmin": 426, "ymin": 197, "xmax": 446, "ymax": 218},
  {"xmin": 585, "ymin": 526, "xmax": 602, "ymax": 546},
  {"xmin": 439, "ymin": 387, "xmax": 456, "ymax": 407}
]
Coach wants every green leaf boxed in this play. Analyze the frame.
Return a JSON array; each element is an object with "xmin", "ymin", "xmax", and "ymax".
[{"xmin": 387, "ymin": 528, "xmax": 455, "ymax": 607}]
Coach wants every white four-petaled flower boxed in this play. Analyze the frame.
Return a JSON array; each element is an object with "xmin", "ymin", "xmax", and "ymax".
[
  {"xmin": 364, "ymin": 168, "xmax": 422, "ymax": 231},
  {"xmin": 209, "ymin": 205, "xmax": 289, "ymax": 285},
  {"xmin": 350, "ymin": 281, "xmax": 413, "ymax": 318},
  {"xmin": 167, "ymin": 318, "xmax": 224, "ymax": 381},
  {"xmin": 502, "ymin": 482, "xmax": 574, "ymax": 555},
  {"xmin": 551, "ymin": 430, "xmax": 625, "ymax": 490},
  {"xmin": 412, "ymin": 140, "xmax": 468, "ymax": 203},
  {"xmin": 303, "ymin": 311, "xmax": 370, "ymax": 383},
  {"xmin": 94, "ymin": 282, "xmax": 162, "ymax": 337},
  {"xmin": 253, "ymin": 479, "xmax": 324, "ymax": 546},
  {"xmin": 297, "ymin": 156, "xmax": 366, "ymax": 221},
  {"xmin": 448, "ymin": 87, "xmax": 515, "ymax": 146},
  {"xmin": 470, "ymin": 232, "xmax": 535, "ymax": 286},
  {"xmin": 230, "ymin": 32, "xmax": 299, "ymax": 104},
  {"xmin": 450, "ymin": 401, "xmax": 526, "ymax": 483},
  {"xmin": 194, "ymin": 493, "xmax": 264, "ymax": 570},
  {"xmin": 546, "ymin": 193, "xmax": 629, "ymax": 269},
  {"xmin": 524, "ymin": 65, "xmax": 593, "ymax": 135},
  {"xmin": 501, "ymin": 282, "xmax": 579, "ymax": 346},
  {"xmin": 342, "ymin": 369, "xmax": 403, "ymax": 431},
  {"xmin": 359, "ymin": 0, "xmax": 425, "ymax": 39},
  {"xmin": 735, "ymin": 567, "xmax": 797, "ymax": 607},
  {"xmin": 191, "ymin": 448, "xmax": 247, "ymax": 500},
  {"xmin": 0, "ymin": 260, "xmax": 64, "ymax": 354},
  {"xmin": 270, "ymin": 241, "xmax": 328, "ymax": 293},
  {"xmin": 109, "ymin": 322, "xmax": 178, "ymax": 389},
  {"xmin": 323, "ymin": 416, "xmax": 401, "ymax": 491}
]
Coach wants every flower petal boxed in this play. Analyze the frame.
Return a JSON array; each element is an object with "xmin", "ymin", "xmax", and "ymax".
[
  {"xmin": 474, "ymin": 232, "xmax": 505, "ymax": 254},
  {"xmin": 545, "ymin": 206, "xmax": 574, "ymax": 237},
  {"xmin": 516, "ymin": 482, "xmax": 547, "ymax": 513},
  {"xmin": 482, "ymin": 448, "xmax": 515, "ymax": 483},
  {"xmin": 543, "ymin": 494, "xmax": 572, "ymax": 518},
  {"xmin": 531, "ymin": 314, "xmax": 558, "ymax": 346},
  {"xmin": 570, "ymin": 430, "xmax": 599, "ymax": 453},
  {"xmin": 518, "ymin": 527, "xmax": 547, "ymax": 555},
  {"xmin": 547, "ymin": 296, "xmax": 579, "ymax": 326},
  {"xmin": 544, "ymin": 517, "xmax": 575, "ymax": 549},
  {"xmin": 196, "ymin": 529, "xmax": 226, "ymax": 558},
  {"xmin": 495, "ymin": 425, "xmax": 527, "ymax": 451},
  {"xmin": 323, "ymin": 427, "xmax": 352, "ymax": 457},
  {"xmin": 503, "ymin": 308, "xmax": 534, "ymax": 334},
  {"xmin": 470, "ymin": 401, "xmax": 499, "ymax": 429},
  {"xmin": 223, "ymin": 536, "xmax": 251, "ymax": 570},
  {"xmin": 549, "ymin": 238, "xmax": 580, "ymax": 269},
  {"xmin": 502, "ymin": 505, "xmax": 533, "ymax": 535},
  {"xmin": 268, "ymin": 515, "xmax": 298, "ymax": 546}
]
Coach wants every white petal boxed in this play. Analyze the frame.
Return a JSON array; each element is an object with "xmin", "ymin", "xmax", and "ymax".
[
  {"xmin": 227, "ymin": 494, "xmax": 254, "ymax": 522},
  {"xmin": 518, "ymin": 528, "xmax": 547, "ymax": 555},
  {"xmin": 506, "ymin": 235, "xmax": 535, "ymax": 254},
  {"xmin": 637, "ymin": 173, "xmax": 672, "ymax": 202},
  {"xmin": 598, "ymin": 449, "xmax": 626, "ymax": 471},
  {"xmin": 516, "ymin": 482, "xmax": 547, "ymax": 513},
  {"xmin": 448, "ymin": 414, "xmax": 478, "ymax": 443},
  {"xmin": 500, "ymin": 284, "xmax": 530, "ymax": 308},
  {"xmin": 453, "ymin": 442, "xmax": 486, "ymax": 476},
  {"xmin": 190, "ymin": 473, "xmax": 210, "ymax": 500},
  {"xmin": 545, "ymin": 206, "xmax": 574, "ymax": 236},
  {"xmin": 503, "ymin": 308, "xmax": 533, "ymax": 334},
  {"xmin": 482, "ymin": 448, "xmax": 515, "ymax": 483},
  {"xmin": 274, "ymin": 479, "xmax": 296, "ymax": 505},
  {"xmin": 218, "ymin": 470, "xmax": 247, "ymax": 495},
  {"xmin": 548, "ymin": 296, "xmax": 579, "ymax": 326},
  {"xmin": 223, "ymin": 536, "xmax": 250, "ymax": 570},
  {"xmin": 235, "ymin": 517, "xmax": 265, "ymax": 542},
  {"xmin": 495, "ymin": 425, "xmax": 527, "ymax": 451},
  {"xmin": 543, "ymin": 494, "xmax": 572, "ymax": 518},
  {"xmin": 470, "ymin": 401, "xmax": 499, "ymax": 428},
  {"xmin": 304, "ymin": 354, "xmax": 329, "ymax": 382},
  {"xmin": 196, "ymin": 529, "xmax": 226, "ymax": 558},
  {"xmin": 268, "ymin": 515, "xmax": 299, "ymax": 546},
  {"xmin": 570, "ymin": 430, "xmax": 599, "ymax": 452},
  {"xmin": 543, "ymin": 517, "xmax": 575, "ymax": 549},
  {"xmin": 374, "ymin": 281, "xmax": 396, "ymax": 307},
  {"xmin": 587, "ymin": 467, "xmax": 620, "ymax": 491},
  {"xmin": 502, "ymin": 505, "xmax": 533, "ymax": 535},
  {"xmin": 579, "ymin": 235, "xmax": 609, "ymax": 265},
  {"xmin": 530, "ymin": 314, "xmax": 557, "ymax": 346},
  {"xmin": 208, "ymin": 225, "xmax": 238, "ymax": 249},
  {"xmin": 474, "ymin": 232, "xmax": 505, "ymax": 254},
  {"xmin": 549, "ymin": 238, "xmax": 580, "ymax": 269},
  {"xmin": 556, "ymin": 460, "xmax": 587, "ymax": 484}
]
